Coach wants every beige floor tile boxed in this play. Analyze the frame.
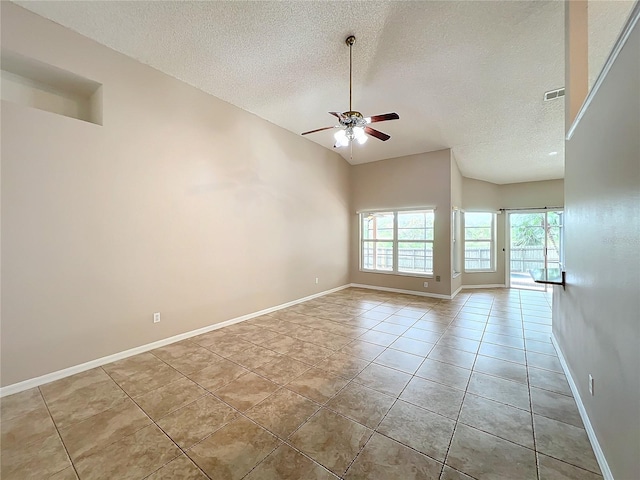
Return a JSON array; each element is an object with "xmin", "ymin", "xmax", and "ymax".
[
  {"xmin": 157, "ymin": 394, "xmax": 237, "ymax": 448},
  {"xmin": 339, "ymin": 341, "xmax": 386, "ymax": 361},
  {"xmin": 531, "ymin": 387, "xmax": 583, "ymax": 428},
  {"xmin": 345, "ymin": 317, "xmax": 381, "ymax": 330},
  {"xmin": 285, "ymin": 341, "xmax": 334, "ymax": 365},
  {"xmin": 326, "ymin": 382, "xmax": 394, "ymax": 428},
  {"xmin": 484, "ymin": 324, "xmax": 523, "ymax": 338},
  {"xmin": 246, "ymin": 388, "xmax": 320, "ymax": 438},
  {"xmin": 289, "ymin": 408, "xmax": 372, "ymax": 476},
  {"xmin": 135, "ymin": 376, "xmax": 207, "ymax": 420},
  {"xmin": 373, "ymin": 349, "xmax": 424, "ymax": 374},
  {"xmin": 146, "ymin": 454, "xmax": 208, "ymax": 479},
  {"xmin": 384, "ymin": 314, "xmax": 419, "ymax": 326},
  {"xmin": 533, "ymin": 414, "xmax": 601, "ymax": 474},
  {"xmin": 372, "ymin": 322, "xmax": 410, "ymax": 336},
  {"xmin": 59, "ymin": 397, "xmax": 151, "ymax": 460},
  {"xmin": 440, "ymin": 465, "xmax": 475, "ymax": 480},
  {"xmin": 214, "ymin": 372, "xmax": 279, "ymax": 411},
  {"xmin": 357, "ymin": 330, "xmax": 399, "ymax": 347},
  {"xmin": 473, "ymin": 354, "xmax": 528, "ymax": 384},
  {"xmin": 528, "ymin": 366, "xmax": 572, "ymax": 396},
  {"xmin": 427, "ymin": 345, "xmax": 476, "ymax": 369},
  {"xmin": 467, "ymin": 372, "xmax": 531, "ymax": 410},
  {"xmin": 315, "ymin": 352, "xmax": 371, "ymax": 380},
  {"xmin": 227, "ymin": 344, "xmax": 283, "ymax": 369},
  {"xmin": 482, "ymin": 332, "xmax": 525, "ymax": 349},
  {"xmin": 0, "ymin": 387, "xmax": 46, "ymax": 422},
  {"xmin": 538, "ymin": 453, "xmax": 603, "ymax": 480},
  {"xmin": 150, "ymin": 340, "xmax": 223, "ymax": 375},
  {"xmin": 187, "ymin": 416, "xmax": 280, "ymax": 480},
  {"xmin": 527, "ymin": 351, "xmax": 564, "ymax": 373},
  {"xmin": 0, "ymin": 432, "xmax": 72, "ymax": 480},
  {"xmin": 253, "ymin": 356, "xmax": 311, "ymax": 385},
  {"xmin": 458, "ymin": 394, "xmax": 534, "ymax": 448},
  {"xmin": 245, "ymin": 444, "xmax": 337, "ymax": 479},
  {"xmin": 400, "ymin": 377, "xmax": 465, "ymax": 419},
  {"xmin": 40, "ymin": 368, "xmax": 128, "ymax": 428},
  {"xmin": 0, "ymin": 403, "xmax": 58, "ymax": 449},
  {"xmin": 286, "ymin": 367, "xmax": 349, "ymax": 403},
  {"xmin": 437, "ymin": 335, "xmax": 481, "ymax": 354},
  {"xmin": 187, "ymin": 358, "xmax": 249, "ymax": 391},
  {"xmin": 402, "ymin": 326, "xmax": 443, "ymax": 343},
  {"xmin": 102, "ymin": 353, "xmax": 183, "ymax": 397},
  {"xmin": 414, "ymin": 358, "xmax": 471, "ymax": 390},
  {"xmin": 49, "ymin": 466, "xmax": 79, "ymax": 479},
  {"xmin": 389, "ymin": 337, "xmax": 435, "ymax": 356},
  {"xmin": 345, "ymin": 432, "xmax": 442, "ymax": 479},
  {"xmin": 446, "ymin": 424, "xmax": 537, "ymax": 480},
  {"xmin": 353, "ymin": 363, "xmax": 412, "ymax": 397},
  {"xmin": 478, "ymin": 342, "xmax": 526, "ymax": 364},
  {"xmin": 74, "ymin": 424, "xmax": 180, "ymax": 480},
  {"xmin": 377, "ymin": 400, "xmax": 455, "ymax": 461},
  {"xmin": 445, "ymin": 325, "xmax": 485, "ymax": 341},
  {"xmin": 201, "ymin": 336, "xmax": 256, "ymax": 357},
  {"xmin": 358, "ymin": 310, "xmax": 391, "ymax": 321}
]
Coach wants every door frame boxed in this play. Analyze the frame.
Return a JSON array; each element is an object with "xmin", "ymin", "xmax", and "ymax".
[{"xmin": 505, "ymin": 209, "xmax": 563, "ymax": 291}]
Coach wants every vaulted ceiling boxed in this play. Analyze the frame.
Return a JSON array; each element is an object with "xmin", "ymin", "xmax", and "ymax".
[{"xmin": 15, "ymin": 1, "xmax": 571, "ymax": 184}]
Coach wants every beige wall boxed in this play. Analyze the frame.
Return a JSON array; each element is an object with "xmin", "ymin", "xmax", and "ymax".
[
  {"xmin": 349, "ymin": 150, "xmax": 453, "ymax": 297},
  {"xmin": 1, "ymin": 4, "xmax": 351, "ymax": 386},
  {"xmin": 555, "ymin": 17, "xmax": 639, "ymax": 480}
]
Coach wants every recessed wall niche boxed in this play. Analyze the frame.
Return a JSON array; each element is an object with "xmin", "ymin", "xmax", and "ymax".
[{"xmin": 1, "ymin": 50, "xmax": 102, "ymax": 125}]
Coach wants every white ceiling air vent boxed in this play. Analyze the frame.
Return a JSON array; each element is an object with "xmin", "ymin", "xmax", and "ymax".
[{"xmin": 544, "ymin": 87, "xmax": 565, "ymax": 101}]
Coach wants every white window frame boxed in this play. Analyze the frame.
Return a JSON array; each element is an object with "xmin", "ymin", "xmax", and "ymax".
[
  {"xmin": 359, "ymin": 208, "xmax": 435, "ymax": 278},
  {"xmin": 464, "ymin": 211, "xmax": 496, "ymax": 273},
  {"xmin": 452, "ymin": 208, "xmax": 462, "ymax": 277}
]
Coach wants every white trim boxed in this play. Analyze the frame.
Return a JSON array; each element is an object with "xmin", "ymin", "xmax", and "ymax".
[
  {"xmin": 551, "ymin": 334, "xmax": 613, "ymax": 480},
  {"xmin": 462, "ymin": 284, "xmax": 506, "ymax": 289},
  {"xmin": 567, "ymin": 1, "xmax": 640, "ymax": 140},
  {"xmin": 350, "ymin": 282, "xmax": 459, "ymax": 300},
  {"xmin": 356, "ymin": 206, "xmax": 437, "ymax": 214},
  {"xmin": 0, "ymin": 284, "xmax": 351, "ymax": 398}
]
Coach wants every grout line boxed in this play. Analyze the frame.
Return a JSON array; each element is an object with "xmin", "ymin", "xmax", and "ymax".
[{"xmin": 36, "ymin": 387, "xmax": 83, "ymax": 480}]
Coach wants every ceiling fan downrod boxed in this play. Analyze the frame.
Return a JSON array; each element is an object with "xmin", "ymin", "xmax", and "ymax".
[{"xmin": 346, "ymin": 35, "xmax": 355, "ymax": 112}]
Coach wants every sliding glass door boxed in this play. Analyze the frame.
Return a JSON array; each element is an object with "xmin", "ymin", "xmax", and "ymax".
[{"xmin": 508, "ymin": 211, "xmax": 563, "ymax": 291}]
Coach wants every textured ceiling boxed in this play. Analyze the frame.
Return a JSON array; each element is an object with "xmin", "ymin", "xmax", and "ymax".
[{"xmin": 15, "ymin": 0, "xmax": 569, "ymax": 184}]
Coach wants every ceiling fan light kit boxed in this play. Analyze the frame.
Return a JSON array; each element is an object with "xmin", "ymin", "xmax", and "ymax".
[{"xmin": 301, "ymin": 35, "xmax": 399, "ymax": 148}]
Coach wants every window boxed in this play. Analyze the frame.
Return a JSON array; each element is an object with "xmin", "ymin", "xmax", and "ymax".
[
  {"xmin": 361, "ymin": 209, "xmax": 434, "ymax": 276},
  {"xmin": 464, "ymin": 212, "xmax": 496, "ymax": 272}
]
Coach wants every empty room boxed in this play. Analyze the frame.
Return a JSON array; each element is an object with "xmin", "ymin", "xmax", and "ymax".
[{"xmin": 1, "ymin": 1, "xmax": 638, "ymax": 479}]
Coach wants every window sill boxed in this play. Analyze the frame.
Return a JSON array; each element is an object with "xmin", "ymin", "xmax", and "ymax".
[
  {"xmin": 464, "ymin": 270, "xmax": 497, "ymax": 274},
  {"xmin": 359, "ymin": 269, "xmax": 434, "ymax": 279}
]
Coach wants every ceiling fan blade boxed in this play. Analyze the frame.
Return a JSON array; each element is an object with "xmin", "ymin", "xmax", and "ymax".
[
  {"xmin": 365, "ymin": 126, "xmax": 391, "ymax": 141},
  {"xmin": 329, "ymin": 111, "xmax": 346, "ymax": 120},
  {"xmin": 301, "ymin": 126, "xmax": 335, "ymax": 136},
  {"xmin": 367, "ymin": 112, "xmax": 400, "ymax": 123}
]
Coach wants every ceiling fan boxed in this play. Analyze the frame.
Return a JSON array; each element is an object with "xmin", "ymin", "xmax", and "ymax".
[{"xmin": 301, "ymin": 35, "xmax": 399, "ymax": 148}]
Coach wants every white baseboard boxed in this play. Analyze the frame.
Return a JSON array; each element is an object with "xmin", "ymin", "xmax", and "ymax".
[
  {"xmin": 451, "ymin": 285, "xmax": 463, "ymax": 299},
  {"xmin": 462, "ymin": 284, "xmax": 506, "ymax": 289},
  {"xmin": 350, "ymin": 283, "xmax": 457, "ymax": 300},
  {"xmin": 551, "ymin": 334, "xmax": 613, "ymax": 480},
  {"xmin": 0, "ymin": 284, "xmax": 351, "ymax": 398}
]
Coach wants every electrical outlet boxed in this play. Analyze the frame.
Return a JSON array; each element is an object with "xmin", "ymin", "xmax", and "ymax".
[
  {"xmin": 423, "ymin": 281, "xmax": 429, "ymax": 287},
  {"xmin": 315, "ymin": 277, "xmax": 319, "ymax": 284},
  {"xmin": 589, "ymin": 374, "xmax": 594, "ymax": 396},
  {"xmin": 436, "ymin": 275, "xmax": 441, "ymax": 282},
  {"xmin": 153, "ymin": 312, "xmax": 161, "ymax": 324}
]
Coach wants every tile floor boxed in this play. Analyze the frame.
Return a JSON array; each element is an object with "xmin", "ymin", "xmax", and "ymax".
[{"xmin": 0, "ymin": 287, "xmax": 603, "ymax": 480}]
